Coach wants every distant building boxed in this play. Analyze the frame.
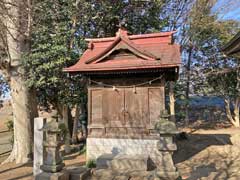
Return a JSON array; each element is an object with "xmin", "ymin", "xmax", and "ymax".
[{"xmin": 174, "ymin": 96, "xmax": 226, "ymax": 122}]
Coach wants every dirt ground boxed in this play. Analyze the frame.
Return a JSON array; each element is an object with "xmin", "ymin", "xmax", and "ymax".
[
  {"xmin": 0, "ymin": 152, "xmax": 86, "ymax": 180},
  {"xmin": 0, "ymin": 101, "xmax": 12, "ymax": 132},
  {"xmin": 174, "ymin": 126, "xmax": 240, "ymax": 180},
  {"xmin": 0, "ymin": 125, "xmax": 239, "ymax": 180},
  {"xmin": 0, "ymin": 101, "xmax": 12, "ymax": 163}
]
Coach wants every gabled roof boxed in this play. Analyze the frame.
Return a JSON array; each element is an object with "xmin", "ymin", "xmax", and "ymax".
[
  {"xmin": 64, "ymin": 28, "xmax": 181, "ymax": 73},
  {"xmin": 222, "ymin": 31, "xmax": 240, "ymax": 55}
]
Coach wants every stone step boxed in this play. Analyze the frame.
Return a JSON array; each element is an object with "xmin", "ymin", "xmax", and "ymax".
[
  {"xmin": 96, "ymin": 154, "xmax": 115, "ymax": 169},
  {"xmin": 96, "ymin": 154, "xmax": 156, "ymax": 171},
  {"xmin": 91, "ymin": 169, "xmax": 178, "ymax": 180},
  {"xmin": 109, "ymin": 155, "xmax": 155, "ymax": 171}
]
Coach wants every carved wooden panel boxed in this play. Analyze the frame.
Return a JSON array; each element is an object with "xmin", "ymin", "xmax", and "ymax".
[
  {"xmin": 102, "ymin": 88, "xmax": 125, "ymax": 127},
  {"xmin": 148, "ymin": 87, "xmax": 165, "ymax": 128}
]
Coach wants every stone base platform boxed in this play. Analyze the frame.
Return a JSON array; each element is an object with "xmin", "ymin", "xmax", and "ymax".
[
  {"xmin": 87, "ymin": 138, "xmax": 180, "ymax": 180},
  {"xmin": 109, "ymin": 155, "xmax": 155, "ymax": 171},
  {"xmin": 87, "ymin": 138, "xmax": 162, "ymax": 160},
  {"xmin": 34, "ymin": 170, "xmax": 69, "ymax": 180},
  {"xmin": 87, "ymin": 138, "xmax": 176, "ymax": 168},
  {"xmin": 92, "ymin": 169, "xmax": 180, "ymax": 180},
  {"xmin": 94, "ymin": 154, "xmax": 180, "ymax": 180}
]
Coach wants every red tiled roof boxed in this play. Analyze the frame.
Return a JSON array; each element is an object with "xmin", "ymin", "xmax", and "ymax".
[{"xmin": 64, "ymin": 28, "xmax": 181, "ymax": 73}]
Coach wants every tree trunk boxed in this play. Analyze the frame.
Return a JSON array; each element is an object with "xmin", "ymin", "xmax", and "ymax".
[
  {"xmin": 80, "ymin": 102, "xmax": 87, "ymax": 139},
  {"xmin": 61, "ymin": 105, "xmax": 71, "ymax": 154},
  {"xmin": 185, "ymin": 47, "xmax": 192, "ymax": 125},
  {"xmin": 224, "ymin": 98, "xmax": 240, "ymax": 127},
  {"xmin": 29, "ymin": 88, "xmax": 39, "ymax": 137},
  {"xmin": 72, "ymin": 105, "xmax": 80, "ymax": 144},
  {"xmin": 5, "ymin": 73, "xmax": 38, "ymax": 164},
  {"xmin": 2, "ymin": 0, "xmax": 38, "ymax": 164},
  {"xmin": 169, "ymin": 81, "xmax": 176, "ymax": 122},
  {"xmin": 233, "ymin": 98, "xmax": 240, "ymax": 127}
]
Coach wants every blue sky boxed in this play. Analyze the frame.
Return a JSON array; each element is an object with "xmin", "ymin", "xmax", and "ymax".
[{"xmin": 213, "ymin": 0, "xmax": 240, "ymax": 20}]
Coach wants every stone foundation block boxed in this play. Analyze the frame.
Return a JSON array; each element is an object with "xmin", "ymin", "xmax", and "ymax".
[
  {"xmin": 154, "ymin": 170, "xmax": 180, "ymax": 180},
  {"xmin": 87, "ymin": 138, "xmax": 159, "ymax": 160},
  {"xmin": 67, "ymin": 166, "xmax": 91, "ymax": 180},
  {"xmin": 96, "ymin": 154, "xmax": 115, "ymax": 169},
  {"xmin": 34, "ymin": 170, "xmax": 69, "ymax": 180},
  {"xmin": 114, "ymin": 175, "xmax": 130, "ymax": 180},
  {"xmin": 110, "ymin": 155, "xmax": 154, "ymax": 171},
  {"xmin": 41, "ymin": 163, "xmax": 65, "ymax": 173},
  {"xmin": 93, "ymin": 169, "xmax": 116, "ymax": 180},
  {"xmin": 151, "ymin": 152, "xmax": 177, "ymax": 172}
]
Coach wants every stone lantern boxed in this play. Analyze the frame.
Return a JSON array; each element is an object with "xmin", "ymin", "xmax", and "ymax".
[
  {"xmin": 40, "ymin": 115, "xmax": 65, "ymax": 173},
  {"xmin": 154, "ymin": 110, "xmax": 180, "ymax": 179},
  {"xmin": 155, "ymin": 110, "xmax": 178, "ymax": 137}
]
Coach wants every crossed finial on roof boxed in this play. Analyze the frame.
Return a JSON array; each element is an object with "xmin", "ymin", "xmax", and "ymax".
[
  {"xmin": 116, "ymin": 18, "xmax": 128, "ymax": 37},
  {"xmin": 116, "ymin": 27, "xmax": 128, "ymax": 37}
]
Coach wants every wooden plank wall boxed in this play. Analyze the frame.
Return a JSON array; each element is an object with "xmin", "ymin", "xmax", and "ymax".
[{"xmin": 88, "ymin": 82, "xmax": 165, "ymax": 139}]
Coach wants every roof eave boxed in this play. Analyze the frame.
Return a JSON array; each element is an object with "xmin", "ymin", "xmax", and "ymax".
[
  {"xmin": 222, "ymin": 31, "xmax": 240, "ymax": 55},
  {"xmin": 64, "ymin": 64, "xmax": 180, "ymax": 73}
]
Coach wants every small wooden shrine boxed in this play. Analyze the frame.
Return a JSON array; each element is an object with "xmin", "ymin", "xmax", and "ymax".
[{"xmin": 65, "ymin": 27, "xmax": 181, "ymax": 178}]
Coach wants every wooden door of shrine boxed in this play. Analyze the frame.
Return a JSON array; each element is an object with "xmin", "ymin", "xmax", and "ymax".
[
  {"xmin": 102, "ymin": 88, "xmax": 125, "ymax": 128},
  {"xmin": 124, "ymin": 88, "xmax": 148, "ymax": 128},
  {"xmin": 101, "ymin": 88, "xmax": 148, "ymax": 135},
  {"xmin": 88, "ymin": 86, "xmax": 165, "ymax": 137}
]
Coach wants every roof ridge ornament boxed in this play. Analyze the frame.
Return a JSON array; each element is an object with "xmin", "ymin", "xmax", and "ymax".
[
  {"xmin": 116, "ymin": 27, "xmax": 128, "ymax": 37},
  {"xmin": 88, "ymin": 41, "xmax": 94, "ymax": 50}
]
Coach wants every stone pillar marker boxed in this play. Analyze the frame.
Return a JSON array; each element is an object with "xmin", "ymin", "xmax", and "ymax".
[
  {"xmin": 35, "ymin": 115, "xmax": 69, "ymax": 180},
  {"xmin": 34, "ymin": 117, "xmax": 46, "ymax": 176}
]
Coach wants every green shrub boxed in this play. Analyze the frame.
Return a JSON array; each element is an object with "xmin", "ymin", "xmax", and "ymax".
[
  {"xmin": 5, "ymin": 119, "xmax": 14, "ymax": 146},
  {"xmin": 58, "ymin": 123, "xmax": 68, "ymax": 141},
  {"xmin": 79, "ymin": 145, "xmax": 86, "ymax": 155},
  {"xmin": 5, "ymin": 119, "xmax": 13, "ymax": 132},
  {"xmin": 86, "ymin": 159, "xmax": 96, "ymax": 168}
]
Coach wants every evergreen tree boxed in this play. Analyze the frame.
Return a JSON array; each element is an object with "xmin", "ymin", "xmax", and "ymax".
[{"xmin": 183, "ymin": 0, "xmax": 240, "ymax": 126}]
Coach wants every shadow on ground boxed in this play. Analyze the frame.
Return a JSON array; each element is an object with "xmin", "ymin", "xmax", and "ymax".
[
  {"xmin": 173, "ymin": 133, "xmax": 232, "ymax": 164},
  {"xmin": 174, "ymin": 131, "xmax": 240, "ymax": 180},
  {"xmin": 0, "ymin": 162, "xmax": 32, "ymax": 174},
  {"xmin": 8, "ymin": 173, "xmax": 33, "ymax": 180}
]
